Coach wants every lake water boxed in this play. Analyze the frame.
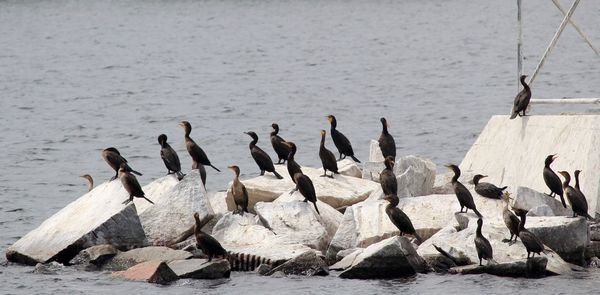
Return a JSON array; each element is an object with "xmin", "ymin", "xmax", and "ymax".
[{"xmin": 1, "ymin": 0, "xmax": 599, "ymax": 293}]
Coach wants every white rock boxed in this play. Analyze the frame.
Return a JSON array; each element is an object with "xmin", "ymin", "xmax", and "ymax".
[
  {"xmin": 395, "ymin": 155, "xmax": 436, "ymax": 197},
  {"xmin": 207, "ymin": 191, "xmax": 228, "ymax": 215},
  {"xmin": 361, "ymin": 162, "xmax": 384, "ymax": 182},
  {"xmin": 212, "ymin": 212, "xmax": 315, "ymax": 263},
  {"xmin": 135, "ymin": 175, "xmax": 180, "ymax": 214},
  {"xmin": 527, "ymin": 205, "xmax": 555, "ymax": 217},
  {"xmin": 102, "ymin": 246, "xmax": 193, "ymax": 271},
  {"xmin": 460, "ymin": 115, "xmax": 600, "ymax": 217},
  {"xmin": 369, "ymin": 139, "xmax": 384, "ymax": 162},
  {"xmin": 167, "ymin": 259, "xmax": 231, "ymax": 279},
  {"xmin": 226, "ymin": 164, "xmax": 379, "ymax": 211},
  {"xmin": 512, "ymin": 186, "xmax": 572, "ymax": 216},
  {"xmin": 6, "ymin": 181, "xmax": 147, "ymax": 265},
  {"xmin": 137, "ymin": 170, "xmax": 214, "ymax": 246},
  {"xmin": 330, "ymin": 248, "xmax": 363, "ymax": 271},
  {"xmin": 275, "ymin": 192, "xmax": 343, "ymax": 240},
  {"xmin": 336, "ymin": 159, "xmax": 362, "ymax": 178}
]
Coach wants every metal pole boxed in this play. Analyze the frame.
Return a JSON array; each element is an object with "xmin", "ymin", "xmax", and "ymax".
[
  {"xmin": 551, "ymin": 0, "xmax": 600, "ymax": 57},
  {"xmin": 529, "ymin": 0, "xmax": 581, "ymax": 87},
  {"xmin": 517, "ymin": 0, "xmax": 523, "ymax": 92}
]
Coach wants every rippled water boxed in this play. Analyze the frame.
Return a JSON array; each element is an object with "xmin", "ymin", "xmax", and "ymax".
[{"xmin": 1, "ymin": 0, "xmax": 599, "ymax": 293}]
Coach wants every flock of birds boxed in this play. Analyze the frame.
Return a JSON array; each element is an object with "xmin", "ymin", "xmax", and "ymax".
[{"xmin": 78, "ymin": 77, "xmax": 589, "ymax": 265}]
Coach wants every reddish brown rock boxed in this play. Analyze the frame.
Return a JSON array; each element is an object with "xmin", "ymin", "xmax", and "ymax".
[{"xmin": 112, "ymin": 260, "xmax": 178, "ymax": 285}]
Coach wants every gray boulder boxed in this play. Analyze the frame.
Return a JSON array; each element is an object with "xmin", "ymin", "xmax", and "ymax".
[
  {"xmin": 33, "ymin": 262, "xmax": 65, "ymax": 275},
  {"xmin": 136, "ymin": 170, "xmax": 214, "ymax": 246},
  {"xmin": 6, "ymin": 181, "xmax": 147, "ymax": 265},
  {"xmin": 449, "ymin": 257, "xmax": 548, "ymax": 278},
  {"xmin": 167, "ymin": 259, "xmax": 231, "ymax": 279},
  {"xmin": 512, "ymin": 186, "xmax": 572, "ymax": 216},
  {"xmin": 265, "ymin": 251, "xmax": 329, "ymax": 276},
  {"xmin": 338, "ymin": 236, "xmax": 427, "ymax": 279},
  {"xmin": 102, "ymin": 246, "xmax": 193, "ymax": 271},
  {"xmin": 70, "ymin": 244, "xmax": 119, "ymax": 267},
  {"xmin": 526, "ymin": 216, "xmax": 589, "ymax": 265},
  {"xmin": 395, "ymin": 156, "xmax": 436, "ymax": 197}
]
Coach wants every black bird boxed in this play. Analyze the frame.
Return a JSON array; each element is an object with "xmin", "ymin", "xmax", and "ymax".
[
  {"xmin": 380, "ymin": 156, "xmax": 397, "ymax": 196},
  {"xmin": 228, "ymin": 166, "xmax": 249, "ymax": 215},
  {"xmin": 193, "ymin": 212, "xmax": 227, "ymax": 262},
  {"xmin": 80, "ymin": 174, "xmax": 94, "ymax": 192},
  {"xmin": 574, "ymin": 169, "xmax": 582, "ymax": 192},
  {"xmin": 474, "ymin": 218, "xmax": 494, "ymax": 266},
  {"xmin": 319, "ymin": 130, "xmax": 339, "ymax": 178},
  {"xmin": 245, "ymin": 131, "xmax": 283, "ymax": 179},
  {"xmin": 383, "ymin": 194, "xmax": 422, "ymax": 243},
  {"xmin": 378, "ymin": 117, "xmax": 396, "ymax": 159},
  {"xmin": 501, "ymin": 192, "xmax": 520, "ymax": 244},
  {"xmin": 510, "ymin": 75, "xmax": 532, "ymax": 119},
  {"xmin": 557, "ymin": 171, "xmax": 593, "ymax": 220},
  {"xmin": 472, "ymin": 174, "xmax": 507, "ymax": 199},
  {"xmin": 293, "ymin": 172, "xmax": 320, "ymax": 215},
  {"xmin": 327, "ymin": 115, "xmax": 360, "ymax": 163},
  {"xmin": 284, "ymin": 142, "xmax": 303, "ymax": 183},
  {"xmin": 270, "ymin": 123, "xmax": 290, "ymax": 165},
  {"xmin": 119, "ymin": 163, "xmax": 154, "ymax": 205},
  {"xmin": 446, "ymin": 164, "xmax": 482, "ymax": 217},
  {"xmin": 179, "ymin": 120, "xmax": 220, "ymax": 172},
  {"xmin": 158, "ymin": 134, "xmax": 184, "ymax": 181},
  {"xmin": 515, "ymin": 211, "xmax": 544, "ymax": 259},
  {"xmin": 102, "ymin": 147, "xmax": 142, "ymax": 181},
  {"xmin": 543, "ymin": 154, "xmax": 566, "ymax": 208}
]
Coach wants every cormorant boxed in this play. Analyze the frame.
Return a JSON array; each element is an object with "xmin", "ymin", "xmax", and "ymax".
[
  {"xmin": 119, "ymin": 163, "xmax": 154, "ymax": 205},
  {"xmin": 193, "ymin": 212, "xmax": 227, "ymax": 262},
  {"xmin": 378, "ymin": 117, "xmax": 396, "ymax": 159},
  {"xmin": 380, "ymin": 156, "xmax": 397, "ymax": 196},
  {"xmin": 383, "ymin": 194, "xmax": 422, "ymax": 243},
  {"xmin": 474, "ymin": 218, "xmax": 493, "ymax": 266},
  {"xmin": 179, "ymin": 121, "xmax": 220, "ymax": 173},
  {"xmin": 446, "ymin": 164, "xmax": 482, "ymax": 217},
  {"xmin": 543, "ymin": 154, "xmax": 566, "ymax": 208},
  {"xmin": 510, "ymin": 75, "xmax": 532, "ymax": 119},
  {"xmin": 228, "ymin": 166, "xmax": 248, "ymax": 215},
  {"xmin": 284, "ymin": 142, "xmax": 303, "ymax": 183},
  {"xmin": 515, "ymin": 211, "xmax": 544, "ymax": 259},
  {"xmin": 158, "ymin": 134, "xmax": 184, "ymax": 181},
  {"xmin": 472, "ymin": 174, "xmax": 507, "ymax": 199},
  {"xmin": 574, "ymin": 169, "xmax": 582, "ymax": 192},
  {"xmin": 270, "ymin": 123, "xmax": 290, "ymax": 165},
  {"xmin": 319, "ymin": 130, "xmax": 339, "ymax": 178},
  {"xmin": 80, "ymin": 174, "xmax": 94, "ymax": 192},
  {"xmin": 327, "ymin": 115, "xmax": 360, "ymax": 162},
  {"xmin": 293, "ymin": 172, "xmax": 320, "ymax": 215},
  {"xmin": 501, "ymin": 192, "xmax": 520, "ymax": 244},
  {"xmin": 102, "ymin": 147, "xmax": 142, "ymax": 181},
  {"xmin": 557, "ymin": 171, "xmax": 592, "ymax": 220},
  {"xmin": 244, "ymin": 131, "xmax": 283, "ymax": 179}
]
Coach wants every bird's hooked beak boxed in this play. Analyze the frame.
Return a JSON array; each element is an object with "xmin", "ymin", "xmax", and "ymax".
[
  {"xmin": 178, "ymin": 122, "xmax": 185, "ymax": 128},
  {"xmin": 481, "ymin": 175, "xmax": 488, "ymax": 179},
  {"xmin": 552, "ymin": 154, "xmax": 558, "ymax": 161},
  {"xmin": 326, "ymin": 116, "xmax": 332, "ymax": 123}
]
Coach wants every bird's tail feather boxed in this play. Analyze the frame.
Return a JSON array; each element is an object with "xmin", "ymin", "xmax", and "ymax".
[
  {"xmin": 509, "ymin": 111, "xmax": 518, "ymax": 119},
  {"xmin": 132, "ymin": 170, "xmax": 143, "ymax": 176},
  {"xmin": 313, "ymin": 202, "xmax": 320, "ymax": 215},
  {"xmin": 210, "ymin": 164, "xmax": 221, "ymax": 172},
  {"xmin": 473, "ymin": 208, "xmax": 483, "ymax": 218},
  {"xmin": 143, "ymin": 196, "xmax": 155, "ymax": 205},
  {"xmin": 273, "ymin": 170, "xmax": 283, "ymax": 179},
  {"xmin": 350, "ymin": 155, "xmax": 361, "ymax": 163}
]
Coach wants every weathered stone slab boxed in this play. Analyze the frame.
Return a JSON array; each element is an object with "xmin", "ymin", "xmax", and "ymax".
[
  {"xmin": 336, "ymin": 159, "xmax": 362, "ymax": 178},
  {"xmin": 70, "ymin": 244, "xmax": 119, "ymax": 266},
  {"xmin": 512, "ymin": 186, "xmax": 572, "ymax": 217},
  {"xmin": 330, "ymin": 249, "xmax": 363, "ymax": 271},
  {"xmin": 338, "ymin": 236, "xmax": 426, "ymax": 279},
  {"xmin": 136, "ymin": 170, "xmax": 214, "ymax": 246},
  {"xmin": 526, "ymin": 216, "xmax": 589, "ymax": 265},
  {"xmin": 448, "ymin": 257, "xmax": 547, "ymax": 278},
  {"xmin": 112, "ymin": 261, "xmax": 178, "ymax": 285},
  {"xmin": 395, "ymin": 156, "xmax": 436, "ymax": 197},
  {"xmin": 361, "ymin": 162, "xmax": 384, "ymax": 182},
  {"xmin": 167, "ymin": 259, "xmax": 231, "ymax": 279},
  {"xmin": 460, "ymin": 115, "xmax": 600, "ymax": 216},
  {"xmin": 135, "ymin": 175, "xmax": 180, "ymax": 215},
  {"xmin": 102, "ymin": 246, "xmax": 193, "ymax": 271},
  {"xmin": 369, "ymin": 139, "xmax": 384, "ymax": 162},
  {"xmin": 6, "ymin": 181, "xmax": 147, "ymax": 265},
  {"xmin": 265, "ymin": 251, "xmax": 329, "ymax": 276}
]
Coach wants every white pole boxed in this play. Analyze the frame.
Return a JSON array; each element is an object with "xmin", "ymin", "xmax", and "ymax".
[
  {"xmin": 517, "ymin": 0, "xmax": 523, "ymax": 92},
  {"xmin": 529, "ymin": 0, "xmax": 581, "ymax": 87},
  {"xmin": 551, "ymin": 0, "xmax": 600, "ymax": 57}
]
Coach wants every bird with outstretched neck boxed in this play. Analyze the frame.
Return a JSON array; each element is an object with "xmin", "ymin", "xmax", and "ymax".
[
  {"xmin": 510, "ymin": 75, "xmax": 532, "ymax": 119},
  {"xmin": 446, "ymin": 164, "xmax": 482, "ymax": 217},
  {"xmin": 543, "ymin": 154, "xmax": 565, "ymax": 208},
  {"xmin": 557, "ymin": 171, "xmax": 593, "ymax": 220},
  {"xmin": 327, "ymin": 115, "xmax": 360, "ymax": 163},
  {"xmin": 319, "ymin": 130, "xmax": 339, "ymax": 178}
]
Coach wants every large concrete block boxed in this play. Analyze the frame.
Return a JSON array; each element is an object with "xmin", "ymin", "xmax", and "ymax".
[{"xmin": 460, "ymin": 115, "xmax": 600, "ymax": 216}]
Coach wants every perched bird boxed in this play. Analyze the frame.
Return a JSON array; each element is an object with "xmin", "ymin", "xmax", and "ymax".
[
  {"xmin": 102, "ymin": 147, "xmax": 142, "ymax": 181},
  {"xmin": 472, "ymin": 174, "xmax": 507, "ymax": 199},
  {"xmin": 193, "ymin": 212, "xmax": 227, "ymax": 262},
  {"xmin": 284, "ymin": 142, "xmax": 303, "ymax": 183},
  {"xmin": 179, "ymin": 121, "xmax": 219, "ymax": 186},
  {"xmin": 378, "ymin": 117, "xmax": 396, "ymax": 159},
  {"xmin": 474, "ymin": 218, "xmax": 494, "ymax": 266},
  {"xmin": 318, "ymin": 130, "xmax": 339, "ymax": 178},
  {"xmin": 245, "ymin": 131, "xmax": 283, "ymax": 179},
  {"xmin": 119, "ymin": 163, "xmax": 154, "ymax": 205},
  {"xmin": 446, "ymin": 164, "xmax": 482, "ymax": 217},
  {"xmin": 515, "ymin": 210, "xmax": 544, "ymax": 259},
  {"xmin": 270, "ymin": 123, "xmax": 290, "ymax": 165},
  {"xmin": 557, "ymin": 171, "xmax": 593, "ymax": 220},
  {"xmin": 327, "ymin": 115, "xmax": 360, "ymax": 162},
  {"xmin": 80, "ymin": 174, "xmax": 94, "ymax": 192},
  {"xmin": 501, "ymin": 192, "xmax": 520, "ymax": 244},
  {"xmin": 228, "ymin": 165, "xmax": 249, "ymax": 215},
  {"xmin": 543, "ymin": 154, "xmax": 566, "ymax": 208},
  {"xmin": 293, "ymin": 172, "xmax": 320, "ymax": 215},
  {"xmin": 510, "ymin": 75, "xmax": 532, "ymax": 119},
  {"xmin": 574, "ymin": 169, "xmax": 583, "ymax": 192},
  {"xmin": 158, "ymin": 134, "xmax": 184, "ymax": 181},
  {"xmin": 383, "ymin": 194, "xmax": 422, "ymax": 243},
  {"xmin": 380, "ymin": 156, "xmax": 397, "ymax": 196}
]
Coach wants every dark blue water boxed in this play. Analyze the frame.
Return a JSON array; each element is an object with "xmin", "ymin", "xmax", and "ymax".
[{"xmin": 1, "ymin": 0, "xmax": 599, "ymax": 293}]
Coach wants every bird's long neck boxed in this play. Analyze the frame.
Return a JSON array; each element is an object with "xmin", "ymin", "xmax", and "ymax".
[
  {"xmin": 194, "ymin": 215, "xmax": 203, "ymax": 233},
  {"xmin": 473, "ymin": 177, "xmax": 479, "ymax": 186},
  {"xmin": 386, "ymin": 195, "xmax": 400, "ymax": 208},
  {"xmin": 249, "ymin": 137, "xmax": 257, "ymax": 149},
  {"xmin": 451, "ymin": 169, "xmax": 460, "ymax": 183},
  {"xmin": 562, "ymin": 174, "xmax": 570, "ymax": 188},
  {"xmin": 476, "ymin": 222, "xmax": 483, "ymax": 236},
  {"xmin": 518, "ymin": 214, "xmax": 526, "ymax": 232},
  {"xmin": 320, "ymin": 134, "xmax": 326, "ymax": 147},
  {"xmin": 575, "ymin": 173, "xmax": 580, "ymax": 190},
  {"xmin": 330, "ymin": 119, "xmax": 337, "ymax": 130},
  {"xmin": 288, "ymin": 148, "xmax": 296, "ymax": 161},
  {"xmin": 271, "ymin": 127, "xmax": 278, "ymax": 136},
  {"xmin": 520, "ymin": 76, "xmax": 530, "ymax": 92},
  {"xmin": 87, "ymin": 179, "xmax": 93, "ymax": 192},
  {"xmin": 184, "ymin": 126, "xmax": 191, "ymax": 138},
  {"xmin": 382, "ymin": 121, "xmax": 388, "ymax": 135}
]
